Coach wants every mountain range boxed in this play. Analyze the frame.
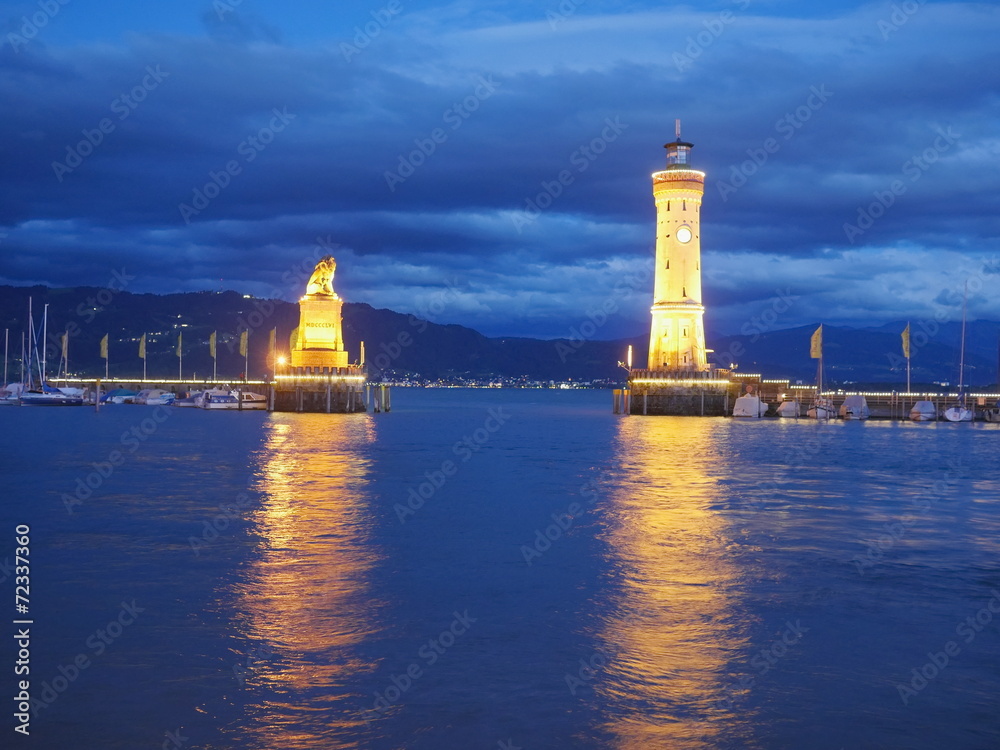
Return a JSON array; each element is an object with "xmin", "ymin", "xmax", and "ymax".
[{"xmin": 0, "ymin": 285, "xmax": 997, "ymax": 388}]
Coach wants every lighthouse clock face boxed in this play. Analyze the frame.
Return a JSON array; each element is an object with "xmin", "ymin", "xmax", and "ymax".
[{"xmin": 676, "ymin": 226, "xmax": 692, "ymax": 243}]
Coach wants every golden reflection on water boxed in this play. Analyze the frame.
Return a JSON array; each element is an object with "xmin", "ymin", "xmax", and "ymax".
[
  {"xmin": 235, "ymin": 413, "xmax": 381, "ymax": 749},
  {"xmin": 596, "ymin": 417, "xmax": 751, "ymax": 748}
]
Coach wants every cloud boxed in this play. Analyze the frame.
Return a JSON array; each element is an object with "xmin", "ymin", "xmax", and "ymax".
[{"xmin": 0, "ymin": 1, "xmax": 998, "ymax": 338}]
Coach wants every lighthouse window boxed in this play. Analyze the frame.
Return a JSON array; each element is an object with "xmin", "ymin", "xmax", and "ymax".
[
  {"xmin": 683, "ymin": 201, "xmax": 687, "ymax": 210},
  {"xmin": 667, "ymin": 201, "xmax": 670, "ymax": 210},
  {"xmin": 683, "ymin": 328, "xmax": 688, "ymax": 337},
  {"xmin": 666, "ymin": 260, "xmax": 669, "ymax": 269}
]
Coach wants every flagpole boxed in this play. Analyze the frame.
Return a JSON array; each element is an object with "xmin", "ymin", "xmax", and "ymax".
[
  {"xmin": 105, "ymin": 334, "xmax": 109, "ymax": 381},
  {"xmin": 906, "ymin": 321, "xmax": 911, "ymax": 395}
]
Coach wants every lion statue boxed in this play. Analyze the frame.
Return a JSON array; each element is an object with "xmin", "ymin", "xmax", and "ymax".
[{"xmin": 305, "ymin": 256, "xmax": 337, "ymax": 296}]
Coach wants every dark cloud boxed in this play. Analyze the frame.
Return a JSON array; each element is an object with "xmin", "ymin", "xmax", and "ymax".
[{"xmin": 0, "ymin": 2, "xmax": 998, "ymax": 338}]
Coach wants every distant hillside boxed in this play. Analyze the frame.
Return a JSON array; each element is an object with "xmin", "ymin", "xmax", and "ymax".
[
  {"xmin": 0, "ymin": 285, "xmax": 996, "ymax": 386},
  {"xmin": 0, "ymin": 286, "xmax": 640, "ymax": 382},
  {"xmin": 712, "ymin": 322, "xmax": 1000, "ymax": 387}
]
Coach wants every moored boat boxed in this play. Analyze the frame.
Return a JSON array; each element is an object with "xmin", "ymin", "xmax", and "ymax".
[
  {"xmin": 776, "ymin": 400, "xmax": 800, "ymax": 418},
  {"xmin": 172, "ymin": 390, "xmax": 203, "ymax": 408},
  {"xmin": 232, "ymin": 390, "xmax": 268, "ymax": 410},
  {"xmin": 134, "ymin": 388, "xmax": 176, "ymax": 406},
  {"xmin": 20, "ymin": 385, "xmax": 84, "ymax": 406},
  {"xmin": 839, "ymin": 395, "xmax": 870, "ymax": 420},
  {"xmin": 197, "ymin": 388, "xmax": 239, "ymax": 409},
  {"xmin": 807, "ymin": 398, "xmax": 836, "ymax": 420},
  {"xmin": 733, "ymin": 393, "xmax": 767, "ymax": 418},
  {"xmin": 101, "ymin": 388, "xmax": 138, "ymax": 404},
  {"xmin": 910, "ymin": 401, "xmax": 937, "ymax": 422}
]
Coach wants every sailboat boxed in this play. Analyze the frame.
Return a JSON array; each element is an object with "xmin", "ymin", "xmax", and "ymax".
[
  {"xmin": 943, "ymin": 284, "xmax": 973, "ymax": 422},
  {"xmin": 0, "ymin": 329, "xmax": 18, "ymax": 405},
  {"xmin": 19, "ymin": 300, "xmax": 83, "ymax": 407},
  {"xmin": 807, "ymin": 324, "xmax": 836, "ymax": 419}
]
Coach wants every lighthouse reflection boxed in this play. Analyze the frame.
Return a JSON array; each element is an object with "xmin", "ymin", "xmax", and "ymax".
[
  {"xmin": 234, "ymin": 413, "xmax": 382, "ymax": 749},
  {"xmin": 594, "ymin": 416, "xmax": 752, "ymax": 748}
]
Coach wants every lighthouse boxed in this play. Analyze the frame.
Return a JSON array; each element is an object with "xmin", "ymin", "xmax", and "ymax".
[{"xmin": 646, "ymin": 121, "xmax": 708, "ymax": 371}]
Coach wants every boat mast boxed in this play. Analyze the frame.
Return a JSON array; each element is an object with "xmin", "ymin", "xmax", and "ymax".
[
  {"xmin": 27, "ymin": 298, "xmax": 36, "ymax": 389},
  {"xmin": 3, "ymin": 328, "xmax": 7, "ymax": 387},
  {"xmin": 958, "ymin": 281, "xmax": 968, "ymax": 397},
  {"xmin": 41, "ymin": 302, "xmax": 49, "ymax": 385}
]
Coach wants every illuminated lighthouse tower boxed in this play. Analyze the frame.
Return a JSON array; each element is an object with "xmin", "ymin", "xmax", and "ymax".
[{"xmin": 647, "ymin": 121, "xmax": 708, "ymax": 371}]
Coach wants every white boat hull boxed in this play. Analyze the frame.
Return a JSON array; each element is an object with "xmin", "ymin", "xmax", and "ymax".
[
  {"xmin": 732, "ymin": 395, "xmax": 767, "ymax": 418},
  {"xmin": 839, "ymin": 396, "xmax": 870, "ymax": 420},
  {"xmin": 20, "ymin": 391, "xmax": 83, "ymax": 406},
  {"xmin": 807, "ymin": 399, "xmax": 836, "ymax": 420},
  {"xmin": 909, "ymin": 401, "xmax": 937, "ymax": 421},
  {"xmin": 776, "ymin": 401, "xmax": 800, "ymax": 418},
  {"xmin": 943, "ymin": 407, "xmax": 973, "ymax": 422}
]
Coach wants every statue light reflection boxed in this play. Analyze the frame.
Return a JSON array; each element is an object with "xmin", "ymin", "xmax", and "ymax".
[
  {"xmin": 593, "ymin": 417, "xmax": 753, "ymax": 748},
  {"xmin": 233, "ymin": 413, "xmax": 382, "ymax": 749}
]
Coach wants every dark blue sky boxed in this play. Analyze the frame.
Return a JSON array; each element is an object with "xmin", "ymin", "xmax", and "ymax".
[{"xmin": 1, "ymin": 0, "xmax": 997, "ymax": 338}]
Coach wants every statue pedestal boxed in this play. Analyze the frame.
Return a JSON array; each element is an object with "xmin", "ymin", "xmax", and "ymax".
[{"xmin": 290, "ymin": 294, "xmax": 349, "ymax": 368}]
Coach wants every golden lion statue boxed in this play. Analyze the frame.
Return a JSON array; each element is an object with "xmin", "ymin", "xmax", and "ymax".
[{"xmin": 305, "ymin": 256, "xmax": 337, "ymax": 296}]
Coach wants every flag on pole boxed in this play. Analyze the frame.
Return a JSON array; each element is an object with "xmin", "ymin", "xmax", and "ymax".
[
  {"xmin": 810, "ymin": 324, "xmax": 823, "ymax": 359},
  {"xmin": 239, "ymin": 330, "xmax": 248, "ymax": 357},
  {"xmin": 268, "ymin": 327, "xmax": 276, "ymax": 357},
  {"xmin": 209, "ymin": 331, "xmax": 217, "ymax": 359},
  {"xmin": 176, "ymin": 331, "xmax": 183, "ymax": 357},
  {"xmin": 100, "ymin": 334, "xmax": 108, "ymax": 359},
  {"xmin": 901, "ymin": 322, "xmax": 911, "ymax": 358},
  {"xmin": 139, "ymin": 333, "xmax": 146, "ymax": 359},
  {"xmin": 61, "ymin": 332, "xmax": 68, "ymax": 361}
]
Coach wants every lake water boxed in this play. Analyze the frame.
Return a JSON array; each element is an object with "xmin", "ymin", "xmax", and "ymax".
[{"xmin": 2, "ymin": 388, "xmax": 1000, "ymax": 749}]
